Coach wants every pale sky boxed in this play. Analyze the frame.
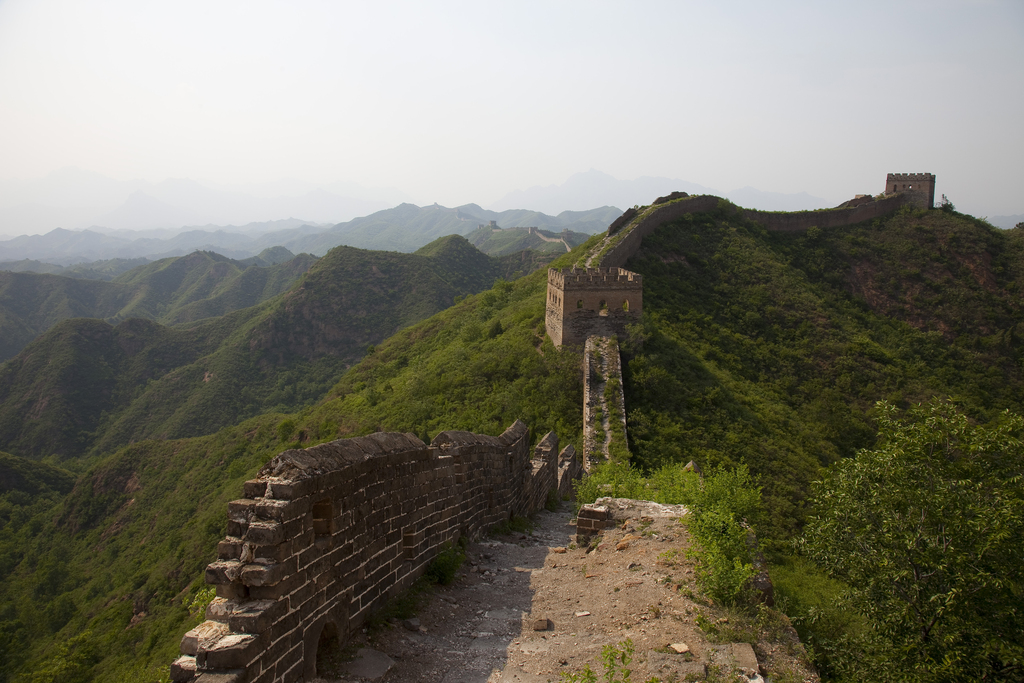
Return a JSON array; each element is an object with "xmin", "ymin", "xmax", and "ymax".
[{"xmin": 0, "ymin": 0, "xmax": 1021, "ymax": 216}]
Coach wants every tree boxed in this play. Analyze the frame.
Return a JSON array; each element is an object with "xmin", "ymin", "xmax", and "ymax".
[{"xmin": 802, "ymin": 401, "xmax": 1024, "ymax": 682}]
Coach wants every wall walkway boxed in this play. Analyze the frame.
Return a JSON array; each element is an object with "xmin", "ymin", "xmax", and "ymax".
[{"xmin": 171, "ymin": 423, "xmax": 581, "ymax": 683}]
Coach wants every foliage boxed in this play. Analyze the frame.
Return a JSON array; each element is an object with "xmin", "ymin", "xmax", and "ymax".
[
  {"xmin": 939, "ymin": 194, "xmax": 955, "ymax": 213},
  {"xmin": 623, "ymin": 206, "xmax": 1024, "ymax": 540},
  {"xmin": 23, "ymin": 631, "xmax": 99, "ymax": 683},
  {"xmin": 424, "ymin": 541, "xmax": 466, "ymax": 586},
  {"xmin": 560, "ymin": 639, "xmax": 659, "ymax": 683},
  {"xmin": 802, "ymin": 400, "xmax": 1024, "ymax": 682},
  {"xmin": 0, "ymin": 236, "xmax": 528, "ymax": 462}
]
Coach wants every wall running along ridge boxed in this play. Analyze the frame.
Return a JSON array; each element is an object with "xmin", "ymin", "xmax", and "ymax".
[
  {"xmin": 171, "ymin": 423, "xmax": 581, "ymax": 683},
  {"xmin": 582, "ymin": 336, "xmax": 629, "ymax": 468},
  {"xmin": 597, "ymin": 193, "xmax": 913, "ymax": 269}
]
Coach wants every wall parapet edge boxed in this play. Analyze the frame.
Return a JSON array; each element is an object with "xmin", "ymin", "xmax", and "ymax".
[{"xmin": 171, "ymin": 421, "xmax": 580, "ymax": 683}]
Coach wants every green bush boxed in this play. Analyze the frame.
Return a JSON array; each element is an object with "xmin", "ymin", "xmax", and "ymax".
[{"xmin": 424, "ymin": 542, "xmax": 465, "ymax": 585}]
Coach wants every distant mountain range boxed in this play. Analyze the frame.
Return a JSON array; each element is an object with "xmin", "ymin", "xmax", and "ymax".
[
  {"xmin": 0, "ymin": 167, "xmax": 407, "ymax": 235},
  {"xmin": 488, "ymin": 169, "xmax": 833, "ymax": 214},
  {"xmin": 0, "ymin": 203, "xmax": 622, "ymax": 264}
]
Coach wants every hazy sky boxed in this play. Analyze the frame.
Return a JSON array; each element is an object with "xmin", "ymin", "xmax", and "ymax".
[{"xmin": 0, "ymin": 0, "xmax": 1021, "ymax": 216}]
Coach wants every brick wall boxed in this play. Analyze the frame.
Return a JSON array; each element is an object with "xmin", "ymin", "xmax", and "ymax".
[
  {"xmin": 598, "ymin": 193, "xmax": 912, "ymax": 268},
  {"xmin": 171, "ymin": 422, "xmax": 581, "ymax": 683}
]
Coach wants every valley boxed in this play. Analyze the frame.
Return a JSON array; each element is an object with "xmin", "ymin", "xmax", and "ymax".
[{"xmin": 1, "ymin": 196, "xmax": 1022, "ymax": 683}]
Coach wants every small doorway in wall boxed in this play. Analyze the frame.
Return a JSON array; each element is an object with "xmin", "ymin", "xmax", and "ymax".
[{"xmin": 314, "ymin": 621, "xmax": 342, "ymax": 678}]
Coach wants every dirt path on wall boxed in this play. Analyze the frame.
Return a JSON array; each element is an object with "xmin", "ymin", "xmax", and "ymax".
[{"xmin": 314, "ymin": 502, "xmax": 817, "ymax": 683}]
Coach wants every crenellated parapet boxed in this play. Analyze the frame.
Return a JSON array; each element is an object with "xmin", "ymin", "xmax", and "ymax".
[{"xmin": 170, "ymin": 422, "xmax": 581, "ymax": 683}]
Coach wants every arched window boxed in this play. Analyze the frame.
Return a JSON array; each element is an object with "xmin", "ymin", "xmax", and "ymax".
[
  {"xmin": 599, "ymin": 300, "xmax": 607, "ymax": 310},
  {"xmin": 577, "ymin": 299, "xmax": 583, "ymax": 309},
  {"xmin": 622, "ymin": 299, "xmax": 630, "ymax": 312}
]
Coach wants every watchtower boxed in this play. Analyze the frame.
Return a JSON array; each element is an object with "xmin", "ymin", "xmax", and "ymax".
[
  {"xmin": 886, "ymin": 173, "xmax": 936, "ymax": 209},
  {"xmin": 545, "ymin": 267, "xmax": 643, "ymax": 347}
]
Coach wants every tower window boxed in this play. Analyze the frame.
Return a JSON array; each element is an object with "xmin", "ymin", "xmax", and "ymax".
[{"xmin": 312, "ymin": 499, "xmax": 333, "ymax": 537}]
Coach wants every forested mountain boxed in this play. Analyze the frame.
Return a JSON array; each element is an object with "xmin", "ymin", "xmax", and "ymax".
[
  {"xmin": 0, "ymin": 236, "xmax": 553, "ymax": 463},
  {"xmin": 0, "ymin": 249, "xmax": 315, "ymax": 363},
  {"xmin": 1, "ymin": 204, "xmax": 1022, "ymax": 682}
]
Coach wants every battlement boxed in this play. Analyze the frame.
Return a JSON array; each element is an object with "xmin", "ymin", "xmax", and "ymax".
[
  {"xmin": 887, "ymin": 173, "xmax": 935, "ymax": 182},
  {"xmin": 548, "ymin": 267, "xmax": 643, "ymax": 290}
]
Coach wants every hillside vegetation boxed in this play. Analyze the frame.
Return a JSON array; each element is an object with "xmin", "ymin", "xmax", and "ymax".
[
  {"xmin": 0, "ymin": 249, "xmax": 315, "ymax": 363},
  {"xmin": 2, "ymin": 206, "xmax": 1023, "ymax": 682},
  {"xmin": 0, "ymin": 236, "xmax": 555, "ymax": 462},
  {"xmin": 465, "ymin": 224, "xmax": 590, "ymax": 256}
]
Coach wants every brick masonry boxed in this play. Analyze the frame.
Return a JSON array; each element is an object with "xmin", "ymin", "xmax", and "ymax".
[
  {"xmin": 544, "ymin": 268, "xmax": 643, "ymax": 348},
  {"xmin": 171, "ymin": 422, "xmax": 581, "ymax": 683}
]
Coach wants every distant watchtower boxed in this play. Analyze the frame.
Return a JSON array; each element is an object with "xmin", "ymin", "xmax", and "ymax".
[
  {"xmin": 545, "ymin": 267, "xmax": 643, "ymax": 347},
  {"xmin": 886, "ymin": 173, "xmax": 936, "ymax": 209}
]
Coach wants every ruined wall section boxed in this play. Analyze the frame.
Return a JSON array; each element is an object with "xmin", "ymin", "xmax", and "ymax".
[
  {"xmin": 545, "ymin": 268, "xmax": 642, "ymax": 348},
  {"xmin": 598, "ymin": 193, "xmax": 914, "ymax": 268},
  {"xmin": 171, "ymin": 423, "xmax": 581, "ymax": 683},
  {"xmin": 582, "ymin": 336, "xmax": 628, "ymax": 468}
]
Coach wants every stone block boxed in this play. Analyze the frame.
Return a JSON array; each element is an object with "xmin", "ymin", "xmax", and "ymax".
[
  {"xmin": 227, "ymin": 599, "xmax": 288, "ymax": 634},
  {"xmin": 206, "ymin": 560, "xmax": 243, "ymax": 586},
  {"xmin": 181, "ymin": 620, "xmax": 229, "ymax": 656},
  {"xmin": 194, "ymin": 671, "xmax": 245, "ymax": 683},
  {"xmin": 227, "ymin": 499, "xmax": 256, "ymax": 522},
  {"xmin": 247, "ymin": 570, "xmax": 305, "ymax": 601},
  {"xmin": 199, "ymin": 632, "xmax": 262, "ymax": 670},
  {"xmin": 266, "ymin": 478, "xmax": 317, "ymax": 500},
  {"xmin": 243, "ymin": 521, "xmax": 284, "ymax": 546},
  {"xmin": 254, "ymin": 497, "xmax": 309, "ymax": 523},
  {"xmin": 205, "ymin": 597, "xmax": 234, "ymax": 623},
  {"xmin": 240, "ymin": 562, "xmax": 288, "ymax": 587},
  {"xmin": 215, "ymin": 583, "xmax": 248, "ymax": 600},
  {"xmin": 242, "ymin": 479, "xmax": 266, "ymax": 499},
  {"xmin": 217, "ymin": 538, "xmax": 242, "ymax": 560},
  {"xmin": 170, "ymin": 654, "xmax": 196, "ymax": 681}
]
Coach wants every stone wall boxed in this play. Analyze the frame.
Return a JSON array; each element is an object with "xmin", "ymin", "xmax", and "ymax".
[
  {"xmin": 171, "ymin": 423, "xmax": 581, "ymax": 683},
  {"xmin": 598, "ymin": 192, "xmax": 914, "ymax": 269},
  {"xmin": 582, "ymin": 336, "xmax": 628, "ymax": 467},
  {"xmin": 545, "ymin": 268, "xmax": 643, "ymax": 347}
]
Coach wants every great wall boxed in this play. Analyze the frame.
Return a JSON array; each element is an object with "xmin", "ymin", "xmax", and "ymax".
[{"xmin": 171, "ymin": 173, "xmax": 934, "ymax": 682}]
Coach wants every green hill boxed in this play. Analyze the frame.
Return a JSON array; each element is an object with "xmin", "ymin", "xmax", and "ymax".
[
  {"xmin": 0, "ymin": 250, "xmax": 315, "ymax": 362},
  {"xmin": 2, "ymin": 206, "xmax": 1023, "ymax": 682},
  {"xmin": 0, "ymin": 236, "xmax": 548, "ymax": 463},
  {"xmin": 465, "ymin": 224, "xmax": 590, "ymax": 256}
]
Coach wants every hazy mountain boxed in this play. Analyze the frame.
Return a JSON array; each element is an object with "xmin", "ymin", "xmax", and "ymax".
[
  {"xmin": 0, "ymin": 167, "xmax": 403, "ymax": 235},
  {"xmin": 489, "ymin": 170, "xmax": 715, "ymax": 214},
  {"xmin": 0, "ymin": 249, "xmax": 314, "ymax": 362},
  {"xmin": 0, "ymin": 201, "xmax": 621, "ymax": 263},
  {"xmin": 723, "ymin": 186, "xmax": 830, "ymax": 211},
  {"xmin": 490, "ymin": 169, "xmax": 831, "ymax": 214},
  {"xmin": 990, "ymin": 214, "xmax": 1024, "ymax": 229},
  {"xmin": 0, "ymin": 257, "xmax": 151, "ymax": 280},
  {"xmin": 283, "ymin": 202, "xmax": 623, "ymax": 254}
]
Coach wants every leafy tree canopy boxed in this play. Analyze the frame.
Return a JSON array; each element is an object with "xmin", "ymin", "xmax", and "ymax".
[{"xmin": 802, "ymin": 400, "xmax": 1024, "ymax": 682}]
